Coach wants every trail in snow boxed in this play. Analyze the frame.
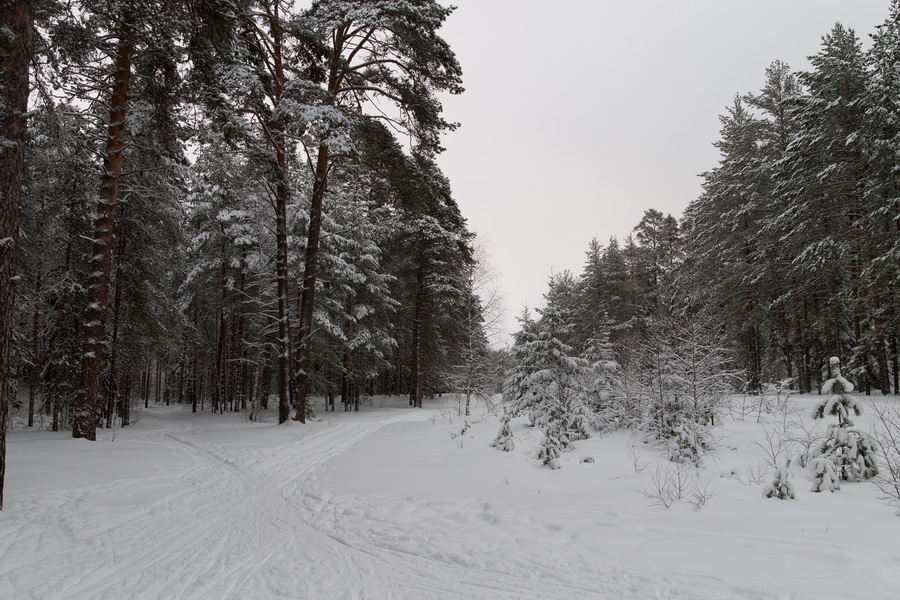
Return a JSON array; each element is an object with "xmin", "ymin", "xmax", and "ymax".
[{"xmin": 2, "ymin": 405, "xmax": 809, "ymax": 599}]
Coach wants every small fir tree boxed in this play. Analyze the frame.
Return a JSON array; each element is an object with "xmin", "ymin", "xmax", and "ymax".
[
  {"xmin": 764, "ymin": 460, "xmax": 796, "ymax": 499},
  {"xmin": 581, "ymin": 328, "xmax": 626, "ymax": 430},
  {"xmin": 490, "ymin": 410, "xmax": 515, "ymax": 452},
  {"xmin": 810, "ymin": 457, "xmax": 841, "ymax": 493},
  {"xmin": 810, "ymin": 357, "xmax": 879, "ymax": 482},
  {"xmin": 537, "ymin": 426, "xmax": 563, "ymax": 470}
]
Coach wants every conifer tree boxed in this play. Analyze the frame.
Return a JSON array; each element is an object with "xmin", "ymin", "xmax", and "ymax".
[
  {"xmin": 504, "ymin": 277, "xmax": 591, "ymax": 445},
  {"xmin": 0, "ymin": 0, "xmax": 34, "ymax": 508},
  {"xmin": 863, "ymin": 1, "xmax": 900, "ymax": 394},
  {"xmin": 764, "ymin": 461, "xmax": 796, "ymax": 500},
  {"xmin": 773, "ymin": 24, "xmax": 870, "ymax": 378},
  {"xmin": 292, "ymin": 0, "xmax": 463, "ymax": 422},
  {"xmin": 810, "ymin": 357, "xmax": 879, "ymax": 482},
  {"xmin": 490, "ymin": 410, "xmax": 515, "ymax": 452}
]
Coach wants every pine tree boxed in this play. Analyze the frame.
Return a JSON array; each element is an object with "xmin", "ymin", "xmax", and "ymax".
[
  {"xmin": 0, "ymin": 0, "xmax": 34, "ymax": 509},
  {"xmin": 810, "ymin": 357, "xmax": 879, "ymax": 482},
  {"xmin": 864, "ymin": 1, "xmax": 900, "ymax": 394},
  {"xmin": 292, "ymin": 0, "xmax": 463, "ymax": 422},
  {"xmin": 773, "ymin": 24, "xmax": 871, "ymax": 379},
  {"xmin": 43, "ymin": 0, "xmax": 198, "ymax": 439},
  {"xmin": 489, "ymin": 410, "xmax": 515, "ymax": 452},
  {"xmin": 504, "ymin": 277, "xmax": 591, "ymax": 445},
  {"xmin": 537, "ymin": 429, "xmax": 562, "ymax": 470},
  {"xmin": 810, "ymin": 457, "xmax": 841, "ymax": 493},
  {"xmin": 764, "ymin": 461, "xmax": 796, "ymax": 500},
  {"xmin": 581, "ymin": 327, "xmax": 626, "ymax": 430},
  {"xmin": 635, "ymin": 309, "xmax": 733, "ymax": 464}
]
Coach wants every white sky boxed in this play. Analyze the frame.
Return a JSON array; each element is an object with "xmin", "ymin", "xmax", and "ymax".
[{"xmin": 434, "ymin": 0, "xmax": 890, "ymax": 343}]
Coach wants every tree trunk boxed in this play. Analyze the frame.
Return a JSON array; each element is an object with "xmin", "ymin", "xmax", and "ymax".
[
  {"xmin": 121, "ymin": 370, "xmax": 131, "ymax": 427},
  {"xmin": 143, "ymin": 364, "xmax": 150, "ymax": 409},
  {"xmin": 274, "ymin": 129, "xmax": 291, "ymax": 424},
  {"xmin": 892, "ymin": 337, "xmax": 899, "ymax": 396},
  {"xmin": 293, "ymin": 24, "xmax": 352, "ymax": 422},
  {"xmin": 411, "ymin": 263, "xmax": 425, "ymax": 408},
  {"xmin": 215, "ymin": 241, "xmax": 228, "ymax": 415},
  {"xmin": 155, "ymin": 361, "xmax": 162, "ymax": 406},
  {"xmin": 294, "ymin": 143, "xmax": 330, "ymax": 422},
  {"xmin": 0, "ymin": 0, "xmax": 33, "ymax": 508},
  {"xmin": 74, "ymin": 27, "xmax": 133, "ymax": 440},
  {"xmin": 236, "ymin": 252, "xmax": 246, "ymax": 411},
  {"xmin": 106, "ymin": 215, "xmax": 127, "ymax": 428},
  {"xmin": 28, "ymin": 258, "xmax": 42, "ymax": 428}
]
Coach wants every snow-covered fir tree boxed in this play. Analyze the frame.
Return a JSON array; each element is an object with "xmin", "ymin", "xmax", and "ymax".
[
  {"xmin": 536, "ymin": 429, "xmax": 563, "ymax": 470},
  {"xmin": 809, "ymin": 357, "xmax": 879, "ymax": 483},
  {"xmin": 503, "ymin": 280, "xmax": 592, "ymax": 443},
  {"xmin": 810, "ymin": 457, "xmax": 841, "ymax": 493},
  {"xmin": 634, "ymin": 310, "xmax": 732, "ymax": 464},
  {"xmin": 764, "ymin": 461, "xmax": 796, "ymax": 499},
  {"xmin": 490, "ymin": 410, "xmax": 515, "ymax": 452},
  {"xmin": 581, "ymin": 327, "xmax": 626, "ymax": 430}
]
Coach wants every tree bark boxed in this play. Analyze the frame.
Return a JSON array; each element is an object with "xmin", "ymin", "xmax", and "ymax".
[
  {"xmin": 411, "ymin": 262, "xmax": 425, "ymax": 408},
  {"xmin": 74, "ymin": 27, "xmax": 133, "ymax": 440},
  {"xmin": 28, "ymin": 257, "xmax": 42, "ymax": 428},
  {"xmin": 274, "ymin": 131, "xmax": 291, "ymax": 423},
  {"xmin": 0, "ymin": 0, "xmax": 33, "ymax": 508},
  {"xmin": 106, "ymin": 214, "xmax": 127, "ymax": 428},
  {"xmin": 294, "ymin": 143, "xmax": 330, "ymax": 422}
]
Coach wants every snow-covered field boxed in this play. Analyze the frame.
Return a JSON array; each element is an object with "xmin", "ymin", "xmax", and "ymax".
[{"xmin": 2, "ymin": 394, "xmax": 899, "ymax": 599}]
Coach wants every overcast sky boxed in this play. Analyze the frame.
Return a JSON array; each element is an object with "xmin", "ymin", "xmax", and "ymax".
[{"xmin": 433, "ymin": 0, "xmax": 890, "ymax": 343}]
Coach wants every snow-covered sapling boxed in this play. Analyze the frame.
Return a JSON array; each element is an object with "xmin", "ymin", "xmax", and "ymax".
[
  {"xmin": 763, "ymin": 460, "xmax": 796, "ymax": 499},
  {"xmin": 810, "ymin": 357, "xmax": 878, "ymax": 482},
  {"xmin": 490, "ymin": 411, "xmax": 515, "ymax": 452},
  {"xmin": 810, "ymin": 457, "xmax": 840, "ymax": 493},
  {"xmin": 665, "ymin": 420, "xmax": 713, "ymax": 465},
  {"xmin": 537, "ymin": 428, "xmax": 563, "ymax": 469}
]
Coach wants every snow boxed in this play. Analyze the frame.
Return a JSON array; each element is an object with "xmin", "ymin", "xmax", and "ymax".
[{"xmin": 2, "ymin": 395, "xmax": 899, "ymax": 599}]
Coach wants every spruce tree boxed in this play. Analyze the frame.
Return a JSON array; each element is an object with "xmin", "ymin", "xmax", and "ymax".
[
  {"xmin": 490, "ymin": 410, "xmax": 515, "ymax": 452},
  {"xmin": 810, "ymin": 357, "xmax": 879, "ymax": 482}
]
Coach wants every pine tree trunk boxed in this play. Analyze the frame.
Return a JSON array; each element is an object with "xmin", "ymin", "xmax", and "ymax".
[
  {"xmin": 177, "ymin": 360, "xmax": 184, "ymax": 406},
  {"xmin": 191, "ymin": 304, "xmax": 198, "ymax": 413},
  {"xmin": 143, "ymin": 364, "xmax": 150, "ymax": 409},
  {"xmin": 274, "ymin": 131, "xmax": 291, "ymax": 424},
  {"xmin": 28, "ymin": 258, "xmax": 42, "ymax": 428},
  {"xmin": 74, "ymin": 26, "xmax": 133, "ymax": 441},
  {"xmin": 215, "ymin": 243, "xmax": 228, "ymax": 415},
  {"xmin": 236, "ymin": 252, "xmax": 246, "ymax": 411},
  {"xmin": 411, "ymin": 263, "xmax": 425, "ymax": 409},
  {"xmin": 155, "ymin": 361, "xmax": 162, "ymax": 406},
  {"xmin": 293, "ymin": 24, "xmax": 351, "ymax": 423},
  {"xmin": 891, "ymin": 337, "xmax": 899, "ymax": 396},
  {"xmin": 106, "ymin": 217, "xmax": 126, "ymax": 428},
  {"xmin": 121, "ymin": 370, "xmax": 131, "ymax": 427},
  {"xmin": 0, "ymin": 0, "xmax": 33, "ymax": 508},
  {"xmin": 294, "ymin": 143, "xmax": 329, "ymax": 422}
]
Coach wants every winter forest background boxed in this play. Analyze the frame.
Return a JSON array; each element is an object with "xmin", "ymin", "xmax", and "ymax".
[{"xmin": 2, "ymin": 1, "xmax": 900, "ymax": 598}]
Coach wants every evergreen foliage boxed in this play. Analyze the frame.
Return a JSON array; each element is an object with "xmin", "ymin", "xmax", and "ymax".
[
  {"xmin": 490, "ymin": 410, "xmax": 515, "ymax": 452},
  {"xmin": 764, "ymin": 463, "xmax": 796, "ymax": 500},
  {"xmin": 6, "ymin": 0, "xmax": 478, "ymax": 437},
  {"xmin": 810, "ymin": 357, "xmax": 879, "ymax": 482}
]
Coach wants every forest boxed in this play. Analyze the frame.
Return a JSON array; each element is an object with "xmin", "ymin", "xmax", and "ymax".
[
  {"xmin": 1, "ymin": 0, "xmax": 900, "ymax": 510},
  {"xmin": 500, "ymin": 8, "xmax": 900, "ymax": 475},
  {"xmin": 3, "ymin": 2, "xmax": 900, "ymax": 598},
  {"xmin": 0, "ymin": 0, "xmax": 499, "ymax": 510}
]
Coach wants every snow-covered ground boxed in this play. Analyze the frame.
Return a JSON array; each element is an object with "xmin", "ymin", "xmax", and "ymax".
[{"xmin": 2, "ymin": 394, "xmax": 898, "ymax": 599}]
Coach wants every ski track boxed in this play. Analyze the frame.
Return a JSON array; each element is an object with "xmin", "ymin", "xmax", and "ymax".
[{"xmin": 2, "ymin": 409, "xmax": 787, "ymax": 600}]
